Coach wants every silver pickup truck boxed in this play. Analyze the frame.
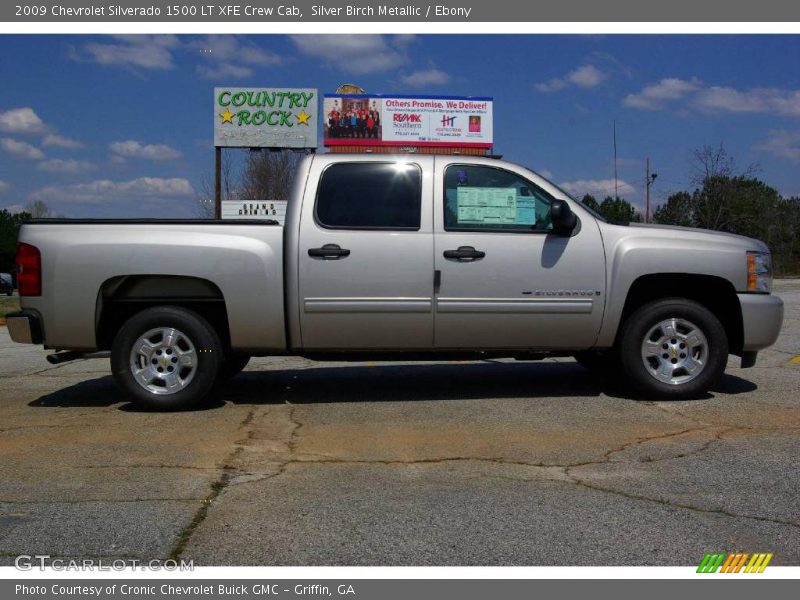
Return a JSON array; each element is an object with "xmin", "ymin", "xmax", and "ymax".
[{"xmin": 7, "ymin": 154, "xmax": 784, "ymax": 409}]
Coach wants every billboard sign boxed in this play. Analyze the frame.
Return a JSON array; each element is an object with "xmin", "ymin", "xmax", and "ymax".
[
  {"xmin": 221, "ymin": 200, "xmax": 287, "ymax": 224},
  {"xmin": 214, "ymin": 87, "xmax": 318, "ymax": 148},
  {"xmin": 323, "ymin": 94, "xmax": 493, "ymax": 148}
]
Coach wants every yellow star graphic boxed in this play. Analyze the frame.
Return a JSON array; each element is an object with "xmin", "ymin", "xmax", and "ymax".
[
  {"xmin": 219, "ymin": 108, "xmax": 235, "ymax": 124},
  {"xmin": 296, "ymin": 110, "xmax": 311, "ymax": 125}
]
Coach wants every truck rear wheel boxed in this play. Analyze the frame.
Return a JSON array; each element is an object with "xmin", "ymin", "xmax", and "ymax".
[
  {"xmin": 111, "ymin": 306, "xmax": 222, "ymax": 410},
  {"xmin": 619, "ymin": 298, "xmax": 728, "ymax": 400}
]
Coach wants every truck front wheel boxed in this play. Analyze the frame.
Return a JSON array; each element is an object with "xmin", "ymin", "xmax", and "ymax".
[
  {"xmin": 619, "ymin": 298, "xmax": 728, "ymax": 400},
  {"xmin": 111, "ymin": 306, "xmax": 222, "ymax": 410}
]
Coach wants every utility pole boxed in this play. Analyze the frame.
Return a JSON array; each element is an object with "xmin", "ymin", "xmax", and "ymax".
[
  {"xmin": 214, "ymin": 146, "xmax": 222, "ymax": 220},
  {"xmin": 645, "ymin": 157, "xmax": 658, "ymax": 223},
  {"xmin": 613, "ymin": 120, "xmax": 618, "ymax": 200}
]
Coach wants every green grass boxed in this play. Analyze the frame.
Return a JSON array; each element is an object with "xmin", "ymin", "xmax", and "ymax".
[{"xmin": 0, "ymin": 296, "xmax": 20, "ymax": 320}]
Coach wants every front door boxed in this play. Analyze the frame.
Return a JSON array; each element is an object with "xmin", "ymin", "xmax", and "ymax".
[
  {"xmin": 298, "ymin": 158, "xmax": 435, "ymax": 349},
  {"xmin": 433, "ymin": 160, "xmax": 606, "ymax": 349}
]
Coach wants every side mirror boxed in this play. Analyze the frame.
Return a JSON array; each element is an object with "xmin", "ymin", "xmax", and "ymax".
[{"xmin": 550, "ymin": 199, "xmax": 578, "ymax": 236}]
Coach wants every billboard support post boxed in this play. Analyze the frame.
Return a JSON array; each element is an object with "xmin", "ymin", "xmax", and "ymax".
[{"xmin": 214, "ymin": 146, "xmax": 222, "ymax": 220}]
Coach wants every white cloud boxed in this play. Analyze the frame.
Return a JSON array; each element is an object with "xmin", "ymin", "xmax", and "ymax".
[
  {"xmin": 623, "ymin": 78, "xmax": 701, "ymax": 110},
  {"xmin": 74, "ymin": 35, "xmax": 179, "ymax": 70},
  {"xmin": 36, "ymin": 159, "xmax": 96, "ymax": 174},
  {"xmin": 192, "ymin": 35, "xmax": 283, "ymax": 80},
  {"xmin": 568, "ymin": 65, "xmax": 606, "ymax": 88},
  {"xmin": 0, "ymin": 180, "xmax": 9, "ymax": 193},
  {"xmin": 30, "ymin": 177, "xmax": 194, "ymax": 205},
  {"xmin": 536, "ymin": 168, "xmax": 554, "ymax": 180},
  {"xmin": 393, "ymin": 34, "xmax": 417, "ymax": 46},
  {"xmin": 109, "ymin": 140, "xmax": 181, "ymax": 161},
  {"xmin": 755, "ymin": 129, "xmax": 800, "ymax": 162},
  {"xmin": 196, "ymin": 63, "xmax": 254, "ymax": 80},
  {"xmin": 1, "ymin": 138, "xmax": 45, "ymax": 160},
  {"xmin": 0, "ymin": 107, "xmax": 46, "ymax": 134},
  {"xmin": 536, "ymin": 65, "xmax": 606, "ymax": 93},
  {"xmin": 624, "ymin": 78, "xmax": 800, "ymax": 116},
  {"xmin": 290, "ymin": 35, "xmax": 409, "ymax": 74},
  {"xmin": 398, "ymin": 68, "xmax": 452, "ymax": 88},
  {"xmin": 558, "ymin": 178, "xmax": 636, "ymax": 199},
  {"xmin": 42, "ymin": 133, "xmax": 84, "ymax": 149},
  {"xmin": 695, "ymin": 86, "xmax": 800, "ymax": 117}
]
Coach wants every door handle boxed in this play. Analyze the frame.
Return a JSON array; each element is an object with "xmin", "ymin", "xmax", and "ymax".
[
  {"xmin": 443, "ymin": 246, "xmax": 485, "ymax": 262},
  {"xmin": 308, "ymin": 244, "xmax": 351, "ymax": 259}
]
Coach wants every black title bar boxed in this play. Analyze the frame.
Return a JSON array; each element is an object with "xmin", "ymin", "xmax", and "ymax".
[{"xmin": 4, "ymin": 0, "xmax": 800, "ymax": 22}]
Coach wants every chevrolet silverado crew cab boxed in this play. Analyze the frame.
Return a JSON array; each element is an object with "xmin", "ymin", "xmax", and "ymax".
[{"xmin": 7, "ymin": 154, "xmax": 784, "ymax": 409}]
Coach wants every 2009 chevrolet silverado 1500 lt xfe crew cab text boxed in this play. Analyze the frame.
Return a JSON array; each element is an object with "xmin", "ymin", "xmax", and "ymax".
[{"xmin": 7, "ymin": 154, "xmax": 784, "ymax": 409}]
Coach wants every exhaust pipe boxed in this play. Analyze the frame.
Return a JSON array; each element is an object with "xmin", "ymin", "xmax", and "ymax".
[{"xmin": 46, "ymin": 350, "xmax": 111, "ymax": 365}]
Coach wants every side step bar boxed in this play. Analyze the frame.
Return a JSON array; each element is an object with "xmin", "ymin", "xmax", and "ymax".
[{"xmin": 46, "ymin": 351, "xmax": 111, "ymax": 365}]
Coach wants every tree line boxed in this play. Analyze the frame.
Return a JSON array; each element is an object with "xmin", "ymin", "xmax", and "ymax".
[
  {"xmin": 0, "ymin": 201, "xmax": 52, "ymax": 276},
  {"xmin": 579, "ymin": 145, "xmax": 799, "ymax": 275}
]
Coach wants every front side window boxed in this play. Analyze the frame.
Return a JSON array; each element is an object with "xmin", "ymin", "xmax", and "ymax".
[
  {"xmin": 444, "ymin": 165, "xmax": 554, "ymax": 232},
  {"xmin": 316, "ymin": 162, "xmax": 422, "ymax": 230}
]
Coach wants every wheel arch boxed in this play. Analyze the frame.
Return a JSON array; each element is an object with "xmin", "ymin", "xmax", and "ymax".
[
  {"xmin": 96, "ymin": 275, "xmax": 231, "ymax": 351},
  {"xmin": 614, "ymin": 273, "xmax": 743, "ymax": 354}
]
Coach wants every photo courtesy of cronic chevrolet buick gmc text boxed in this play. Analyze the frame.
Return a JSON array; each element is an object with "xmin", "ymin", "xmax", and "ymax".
[{"xmin": 6, "ymin": 154, "xmax": 784, "ymax": 409}]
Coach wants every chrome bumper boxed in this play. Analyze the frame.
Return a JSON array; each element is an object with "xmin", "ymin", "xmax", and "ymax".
[
  {"xmin": 738, "ymin": 293, "xmax": 784, "ymax": 352},
  {"xmin": 5, "ymin": 311, "xmax": 43, "ymax": 345}
]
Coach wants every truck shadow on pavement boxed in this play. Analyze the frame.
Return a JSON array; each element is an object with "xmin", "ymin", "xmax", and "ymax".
[{"xmin": 28, "ymin": 361, "xmax": 758, "ymax": 410}]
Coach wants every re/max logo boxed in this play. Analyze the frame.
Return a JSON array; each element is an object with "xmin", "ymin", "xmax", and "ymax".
[{"xmin": 393, "ymin": 114, "xmax": 422, "ymax": 123}]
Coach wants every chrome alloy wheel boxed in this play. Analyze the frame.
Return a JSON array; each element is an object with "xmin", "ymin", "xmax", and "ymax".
[
  {"xmin": 129, "ymin": 327, "xmax": 197, "ymax": 395},
  {"xmin": 640, "ymin": 318, "xmax": 708, "ymax": 385}
]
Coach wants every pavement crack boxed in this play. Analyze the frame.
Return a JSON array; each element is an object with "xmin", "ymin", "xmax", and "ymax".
[
  {"xmin": 286, "ymin": 402, "xmax": 302, "ymax": 453},
  {"xmin": 80, "ymin": 464, "xmax": 216, "ymax": 471},
  {"xmin": 564, "ymin": 473, "xmax": 800, "ymax": 531},
  {"xmin": 167, "ymin": 409, "xmax": 257, "ymax": 561},
  {"xmin": 238, "ymin": 409, "xmax": 255, "ymax": 429}
]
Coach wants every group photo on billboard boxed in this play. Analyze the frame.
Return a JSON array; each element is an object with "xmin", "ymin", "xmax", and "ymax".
[{"xmin": 324, "ymin": 94, "xmax": 493, "ymax": 148}]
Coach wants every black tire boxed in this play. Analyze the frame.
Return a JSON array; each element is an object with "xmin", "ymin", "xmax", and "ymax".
[
  {"xmin": 111, "ymin": 306, "xmax": 222, "ymax": 410},
  {"xmin": 219, "ymin": 352, "xmax": 251, "ymax": 380},
  {"xmin": 619, "ymin": 298, "xmax": 728, "ymax": 400}
]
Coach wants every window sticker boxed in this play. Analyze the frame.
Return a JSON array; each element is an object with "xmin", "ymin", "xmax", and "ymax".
[
  {"xmin": 455, "ymin": 187, "xmax": 535, "ymax": 225},
  {"xmin": 515, "ymin": 197, "xmax": 536, "ymax": 225}
]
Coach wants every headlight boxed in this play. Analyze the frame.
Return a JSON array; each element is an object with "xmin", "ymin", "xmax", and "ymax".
[{"xmin": 746, "ymin": 251, "xmax": 772, "ymax": 293}]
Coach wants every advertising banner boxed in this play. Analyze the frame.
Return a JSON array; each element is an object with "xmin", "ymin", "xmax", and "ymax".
[
  {"xmin": 214, "ymin": 87, "xmax": 318, "ymax": 148},
  {"xmin": 324, "ymin": 94, "xmax": 493, "ymax": 148}
]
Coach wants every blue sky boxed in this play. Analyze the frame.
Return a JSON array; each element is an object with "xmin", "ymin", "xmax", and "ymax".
[{"xmin": 0, "ymin": 34, "xmax": 798, "ymax": 217}]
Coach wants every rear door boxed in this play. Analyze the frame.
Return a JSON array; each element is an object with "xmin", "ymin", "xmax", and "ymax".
[
  {"xmin": 297, "ymin": 157, "xmax": 435, "ymax": 349},
  {"xmin": 433, "ymin": 159, "xmax": 606, "ymax": 349}
]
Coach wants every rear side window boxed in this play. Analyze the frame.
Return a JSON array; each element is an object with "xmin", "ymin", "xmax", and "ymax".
[{"xmin": 316, "ymin": 162, "xmax": 422, "ymax": 230}]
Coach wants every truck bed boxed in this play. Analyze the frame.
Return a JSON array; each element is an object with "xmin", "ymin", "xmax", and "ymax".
[{"xmin": 18, "ymin": 220, "xmax": 287, "ymax": 352}]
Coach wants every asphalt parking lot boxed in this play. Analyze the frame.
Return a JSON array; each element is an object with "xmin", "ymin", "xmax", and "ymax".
[{"xmin": 0, "ymin": 281, "xmax": 798, "ymax": 566}]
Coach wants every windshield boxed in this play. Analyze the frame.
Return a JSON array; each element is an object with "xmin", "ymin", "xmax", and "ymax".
[{"xmin": 532, "ymin": 170, "xmax": 608, "ymax": 223}]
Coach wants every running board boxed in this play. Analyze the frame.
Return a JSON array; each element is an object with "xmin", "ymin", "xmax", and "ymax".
[{"xmin": 46, "ymin": 351, "xmax": 111, "ymax": 365}]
